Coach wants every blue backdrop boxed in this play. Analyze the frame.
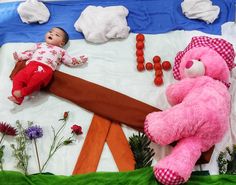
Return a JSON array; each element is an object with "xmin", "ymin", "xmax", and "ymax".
[{"xmin": 0, "ymin": 0, "xmax": 235, "ymax": 45}]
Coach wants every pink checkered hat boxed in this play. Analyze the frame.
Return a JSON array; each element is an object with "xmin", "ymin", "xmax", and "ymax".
[{"xmin": 173, "ymin": 36, "xmax": 236, "ymax": 80}]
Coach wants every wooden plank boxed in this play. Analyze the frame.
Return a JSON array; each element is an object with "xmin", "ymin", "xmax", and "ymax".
[
  {"xmin": 106, "ymin": 122, "xmax": 135, "ymax": 171},
  {"xmin": 72, "ymin": 114, "xmax": 111, "ymax": 174}
]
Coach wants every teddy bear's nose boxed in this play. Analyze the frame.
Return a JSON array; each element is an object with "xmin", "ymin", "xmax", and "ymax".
[
  {"xmin": 184, "ymin": 59, "xmax": 205, "ymax": 78},
  {"xmin": 185, "ymin": 60, "xmax": 193, "ymax": 69}
]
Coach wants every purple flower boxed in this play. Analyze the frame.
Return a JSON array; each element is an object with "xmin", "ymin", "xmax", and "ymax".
[{"xmin": 25, "ymin": 125, "xmax": 43, "ymax": 140}]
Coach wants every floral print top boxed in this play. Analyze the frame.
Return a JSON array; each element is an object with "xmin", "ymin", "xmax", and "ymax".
[{"xmin": 15, "ymin": 43, "xmax": 81, "ymax": 71}]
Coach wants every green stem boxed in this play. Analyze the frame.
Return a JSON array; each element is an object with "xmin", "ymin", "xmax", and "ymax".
[
  {"xmin": 34, "ymin": 139, "xmax": 41, "ymax": 173},
  {"xmin": 0, "ymin": 145, "xmax": 5, "ymax": 171},
  {"xmin": 41, "ymin": 142, "xmax": 63, "ymax": 172},
  {"xmin": 41, "ymin": 120, "xmax": 66, "ymax": 172},
  {"xmin": 0, "ymin": 134, "xmax": 5, "ymax": 171},
  {"xmin": 199, "ymin": 164, "xmax": 202, "ymax": 171},
  {"xmin": 57, "ymin": 120, "xmax": 67, "ymax": 136},
  {"xmin": 0, "ymin": 133, "xmax": 5, "ymax": 145}
]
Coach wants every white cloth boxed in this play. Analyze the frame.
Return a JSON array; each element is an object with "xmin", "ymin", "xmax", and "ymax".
[
  {"xmin": 229, "ymin": 68, "xmax": 236, "ymax": 144},
  {"xmin": 1, "ymin": 31, "xmax": 236, "ymax": 175},
  {"xmin": 222, "ymin": 22, "xmax": 236, "ymax": 39},
  {"xmin": 221, "ymin": 22, "xmax": 236, "ymax": 49},
  {"xmin": 74, "ymin": 5, "xmax": 130, "ymax": 43},
  {"xmin": 17, "ymin": 0, "xmax": 50, "ymax": 24},
  {"xmin": 181, "ymin": 0, "xmax": 220, "ymax": 24}
]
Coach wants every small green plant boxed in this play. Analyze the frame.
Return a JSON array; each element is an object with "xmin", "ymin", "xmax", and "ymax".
[
  {"xmin": 0, "ymin": 145, "xmax": 5, "ymax": 170},
  {"xmin": 0, "ymin": 122, "xmax": 17, "ymax": 171},
  {"xmin": 218, "ymin": 145, "xmax": 236, "ymax": 175},
  {"xmin": 11, "ymin": 121, "xmax": 31, "ymax": 175},
  {"xmin": 128, "ymin": 132, "xmax": 155, "ymax": 169}
]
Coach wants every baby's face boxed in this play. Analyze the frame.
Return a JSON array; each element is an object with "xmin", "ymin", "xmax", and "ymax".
[{"xmin": 45, "ymin": 28, "xmax": 65, "ymax": 47}]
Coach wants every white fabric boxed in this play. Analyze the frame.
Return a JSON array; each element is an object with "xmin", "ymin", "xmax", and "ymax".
[
  {"xmin": 181, "ymin": 0, "xmax": 220, "ymax": 24},
  {"xmin": 74, "ymin": 5, "xmax": 130, "ymax": 43},
  {"xmin": 0, "ymin": 31, "xmax": 236, "ymax": 175},
  {"xmin": 229, "ymin": 68, "xmax": 236, "ymax": 144},
  {"xmin": 17, "ymin": 0, "xmax": 50, "ymax": 24},
  {"xmin": 221, "ymin": 22, "xmax": 236, "ymax": 45}
]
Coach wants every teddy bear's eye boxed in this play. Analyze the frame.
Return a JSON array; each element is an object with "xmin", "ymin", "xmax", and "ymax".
[{"xmin": 197, "ymin": 58, "xmax": 201, "ymax": 61}]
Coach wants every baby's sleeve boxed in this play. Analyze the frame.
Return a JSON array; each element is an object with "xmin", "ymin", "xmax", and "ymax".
[
  {"xmin": 61, "ymin": 50, "xmax": 87, "ymax": 67},
  {"xmin": 15, "ymin": 44, "xmax": 37, "ymax": 61}
]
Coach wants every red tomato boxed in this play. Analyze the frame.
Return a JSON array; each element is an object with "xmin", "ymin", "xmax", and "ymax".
[
  {"xmin": 145, "ymin": 62, "xmax": 153, "ymax": 70},
  {"xmin": 155, "ymin": 70, "xmax": 163, "ymax": 77},
  {"xmin": 137, "ymin": 63, "xmax": 145, "ymax": 71},
  {"xmin": 162, "ymin": 61, "xmax": 172, "ymax": 70},
  {"xmin": 154, "ymin": 77, "xmax": 163, "ymax": 86},
  {"xmin": 136, "ymin": 34, "xmax": 145, "ymax": 42},
  {"xmin": 136, "ymin": 49, "xmax": 144, "ymax": 57},
  {"xmin": 154, "ymin": 63, "xmax": 162, "ymax": 70},
  {"xmin": 136, "ymin": 41, "xmax": 144, "ymax": 49},
  {"xmin": 153, "ymin": 55, "xmax": 161, "ymax": 63},
  {"xmin": 137, "ymin": 56, "xmax": 145, "ymax": 63}
]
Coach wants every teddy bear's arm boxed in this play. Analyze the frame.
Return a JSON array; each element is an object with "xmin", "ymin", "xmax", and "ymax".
[{"xmin": 166, "ymin": 78, "xmax": 196, "ymax": 106}]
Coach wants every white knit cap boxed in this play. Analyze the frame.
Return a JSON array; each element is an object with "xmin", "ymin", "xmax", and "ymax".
[{"xmin": 17, "ymin": 0, "xmax": 50, "ymax": 24}]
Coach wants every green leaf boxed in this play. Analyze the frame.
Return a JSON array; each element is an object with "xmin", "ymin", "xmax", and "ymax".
[
  {"xmin": 218, "ymin": 144, "xmax": 236, "ymax": 175},
  {"xmin": 128, "ymin": 132, "xmax": 155, "ymax": 169}
]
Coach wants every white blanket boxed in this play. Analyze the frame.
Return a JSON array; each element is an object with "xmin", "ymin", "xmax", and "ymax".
[
  {"xmin": 181, "ymin": 0, "xmax": 220, "ymax": 24},
  {"xmin": 17, "ymin": 0, "xmax": 50, "ymax": 24},
  {"xmin": 74, "ymin": 5, "xmax": 130, "ymax": 43},
  {"xmin": 0, "ymin": 30, "xmax": 235, "ymax": 175}
]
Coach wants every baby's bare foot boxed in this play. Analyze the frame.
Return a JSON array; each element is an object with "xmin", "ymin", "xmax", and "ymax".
[
  {"xmin": 8, "ymin": 96, "xmax": 20, "ymax": 104},
  {"xmin": 13, "ymin": 90, "xmax": 22, "ymax": 98}
]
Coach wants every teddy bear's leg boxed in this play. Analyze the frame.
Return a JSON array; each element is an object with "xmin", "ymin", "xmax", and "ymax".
[
  {"xmin": 144, "ymin": 105, "xmax": 197, "ymax": 145},
  {"xmin": 154, "ymin": 136, "xmax": 202, "ymax": 185}
]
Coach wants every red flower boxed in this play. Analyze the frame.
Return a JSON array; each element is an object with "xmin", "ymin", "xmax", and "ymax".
[
  {"xmin": 71, "ymin": 124, "xmax": 83, "ymax": 135},
  {"xmin": 59, "ymin": 111, "xmax": 70, "ymax": 122},
  {"xmin": 0, "ymin": 122, "xmax": 17, "ymax": 136},
  {"xmin": 63, "ymin": 112, "xmax": 69, "ymax": 120}
]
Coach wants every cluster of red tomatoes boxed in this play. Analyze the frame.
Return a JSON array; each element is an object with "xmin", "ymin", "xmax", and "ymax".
[{"xmin": 135, "ymin": 33, "xmax": 172, "ymax": 86}]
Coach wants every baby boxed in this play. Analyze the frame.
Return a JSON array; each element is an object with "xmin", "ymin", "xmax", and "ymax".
[{"xmin": 8, "ymin": 27, "xmax": 88, "ymax": 105}]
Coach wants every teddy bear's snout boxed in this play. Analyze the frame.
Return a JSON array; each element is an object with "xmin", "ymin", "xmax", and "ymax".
[{"xmin": 184, "ymin": 59, "xmax": 205, "ymax": 78}]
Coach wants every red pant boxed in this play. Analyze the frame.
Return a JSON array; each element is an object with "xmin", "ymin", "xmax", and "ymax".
[{"xmin": 12, "ymin": 61, "xmax": 53, "ymax": 104}]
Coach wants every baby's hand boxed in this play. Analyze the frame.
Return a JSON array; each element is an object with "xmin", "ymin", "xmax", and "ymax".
[
  {"xmin": 13, "ymin": 52, "xmax": 19, "ymax": 61},
  {"xmin": 79, "ymin": 55, "xmax": 88, "ymax": 64},
  {"xmin": 72, "ymin": 55, "xmax": 88, "ymax": 66}
]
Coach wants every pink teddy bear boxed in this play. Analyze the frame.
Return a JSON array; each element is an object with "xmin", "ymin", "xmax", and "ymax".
[{"xmin": 144, "ymin": 36, "xmax": 235, "ymax": 185}]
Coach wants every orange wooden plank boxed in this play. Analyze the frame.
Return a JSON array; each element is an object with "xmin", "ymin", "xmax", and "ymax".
[
  {"xmin": 72, "ymin": 114, "xmax": 111, "ymax": 174},
  {"xmin": 106, "ymin": 122, "xmax": 135, "ymax": 172}
]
